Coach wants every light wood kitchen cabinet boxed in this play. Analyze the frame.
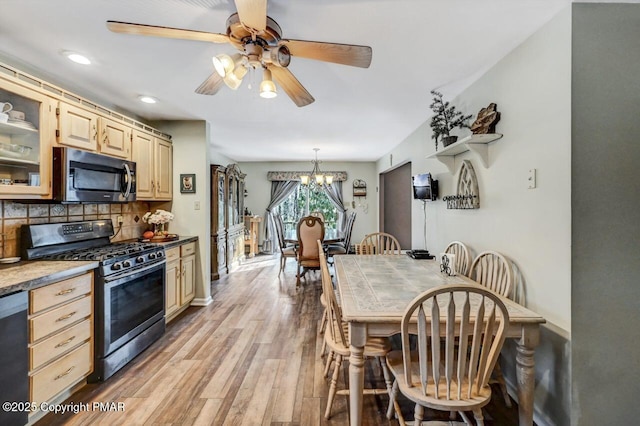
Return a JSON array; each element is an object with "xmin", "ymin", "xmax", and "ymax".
[
  {"xmin": 98, "ymin": 116, "xmax": 131, "ymax": 159},
  {"xmin": 0, "ymin": 75, "xmax": 55, "ymax": 199},
  {"xmin": 132, "ymin": 130, "xmax": 172, "ymax": 200},
  {"xmin": 166, "ymin": 241, "xmax": 197, "ymax": 323},
  {"xmin": 155, "ymin": 137, "xmax": 173, "ymax": 199},
  {"xmin": 165, "ymin": 246, "xmax": 181, "ymax": 320},
  {"xmin": 28, "ymin": 272, "xmax": 93, "ymax": 415},
  {"xmin": 57, "ymin": 104, "xmax": 132, "ymax": 160},
  {"xmin": 56, "ymin": 102, "xmax": 99, "ymax": 151},
  {"xmin": 181, "ymin": 243, "xmax": 196, "ymax": 304}
]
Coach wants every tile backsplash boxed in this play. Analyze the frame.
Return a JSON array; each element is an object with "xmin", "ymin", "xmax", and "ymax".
[{"xmin": 0, "ymin": 201, "xmax": 153, "ymax": 258}]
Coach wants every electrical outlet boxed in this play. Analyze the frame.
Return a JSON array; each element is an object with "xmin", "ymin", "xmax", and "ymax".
[
  {"xmin": 194, "ymin": 201, "xmax": 201, "ymax": 210},
  {"xmin": 117, "ymin": 215, "xmax": 124, "ymax": 225}
]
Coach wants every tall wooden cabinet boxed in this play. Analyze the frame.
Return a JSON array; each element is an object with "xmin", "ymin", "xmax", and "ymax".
[
  {"xmin": 132, "ymin": 130, "xmax": 173, "ymax": 200},
  {"xmin": 211, "ymin": 163, "xmax": 245, "ymax": 280}
]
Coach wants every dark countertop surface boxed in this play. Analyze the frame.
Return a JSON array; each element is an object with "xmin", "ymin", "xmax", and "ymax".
[
  {"xmin": 0, "ymin": 236, "xmax": 198, "ymax": 297},
  {"xmin": 0, "ymin": 260, "xmax": 99, "ymax": 297},
  {"xmin": 139, "ymin": 235, "xmax": 199, "ymax": 250}
]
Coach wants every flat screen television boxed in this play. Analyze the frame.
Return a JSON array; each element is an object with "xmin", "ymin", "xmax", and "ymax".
[{"xmin": 412, "ymin": 173, "xmax": 438, "ymax": 201}]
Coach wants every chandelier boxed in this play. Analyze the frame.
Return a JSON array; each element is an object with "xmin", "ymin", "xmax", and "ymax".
[{"xmin": 300, "ymin": 148, "xmax": 333, "ymax": 186}]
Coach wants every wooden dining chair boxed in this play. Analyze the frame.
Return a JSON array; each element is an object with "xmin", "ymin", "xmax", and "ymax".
[
  {"xmin": 310, "ymin": 211, "xmax": 325, "ymax": 222},
  {"xmin": 386, "ymin": 284, "xmax": 510, "ymax": 425},
  {"xmin": 359, "ymin": 232, "xmax": 401, "ymax": 255},
  {"xmin": 296, "ymin": 216, "xmax": 325, "ymax": 285},
  {"xmin": 272, "ymin": 213, "xmax": 297, "ymax": 275},
  {"xmin": 326, "ymin": 211, "xmax": 356, "ymax": 262},
  {"xmin": 468, "ymin": 250, "xmax": 514, "ymax": 407},
  {"xmin": 444, "ymin": 241, "xmax": 472, "ymax": 277},
  {"xmin": 319, "ymin": 242, "xmax": 393, "ymax": 419}
]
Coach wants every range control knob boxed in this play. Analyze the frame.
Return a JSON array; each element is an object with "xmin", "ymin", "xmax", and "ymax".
[
  {"xmin": 156, "ymin": 251, "xmax": 164, "ymax": 258},
  {"xmin": 111, "ymin": 263, "xmax": 122, "ymax": 271},
  {"xmin": 123, "ymin": 261, "xmax": 131, "ymax": 268},
  {"xmin": 149, "ymin": 253, "xmax": 157, "ymax": 259},
  {"xmin": 136, "ymin": 256, "xmax": 145, "ymax": 263}
]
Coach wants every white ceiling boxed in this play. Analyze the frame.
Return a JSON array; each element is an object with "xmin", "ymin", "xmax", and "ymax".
[{"xmin": 0, "ymin": 0, "xmax": 569, "ymax": 162}]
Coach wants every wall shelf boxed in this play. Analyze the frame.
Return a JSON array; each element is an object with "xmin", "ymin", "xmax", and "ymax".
[{"xmin": 427, "ymin": 133, "xmax": 503, "ymax": 173}]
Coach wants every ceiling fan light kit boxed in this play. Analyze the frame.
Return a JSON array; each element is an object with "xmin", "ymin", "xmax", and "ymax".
[
  {"xmin": 106, "ymin": 0, "xmax": 372, "ymax": 107},
  {"xmin": 259, "ymin": 69, "xmax": 277, "ymax": 98}
]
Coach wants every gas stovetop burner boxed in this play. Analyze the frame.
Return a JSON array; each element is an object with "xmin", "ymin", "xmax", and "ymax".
[{"xmin": 20, "ymin": 220, "xmax": 167, "ymax": 277}]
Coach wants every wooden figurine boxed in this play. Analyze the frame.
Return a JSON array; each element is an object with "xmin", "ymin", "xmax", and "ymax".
[{"xmin": 470, "ymin": 103, "xmax": 500, "ymax": 134}]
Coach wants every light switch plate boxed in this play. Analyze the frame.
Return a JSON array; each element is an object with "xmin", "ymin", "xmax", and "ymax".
[
  {"xmin": 528, "ymin": 169, "xmax": 537, "ymax": 189},
  {"xmin": 194, "ymin": 201, "xmax": 201, "ymax": 210}
]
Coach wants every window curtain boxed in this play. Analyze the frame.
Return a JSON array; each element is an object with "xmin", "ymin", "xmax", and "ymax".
[
  {"xmin": 264, "ymin": 180, "xmax": 299, "ymax": 254},
  {"xmin": 323, "ymin": 181, "xmax": 348, "ymax": 233}
]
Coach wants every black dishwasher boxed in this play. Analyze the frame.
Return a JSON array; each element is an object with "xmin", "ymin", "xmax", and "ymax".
[{"xmin": 0, "ymin": 291, "xmax": 28, "ymax": 426}]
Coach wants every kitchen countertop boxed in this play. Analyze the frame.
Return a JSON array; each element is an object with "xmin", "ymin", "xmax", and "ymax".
[
  {"xmin": 0, "ymin": 237, "xmax": 197, "ymax": 297},
  {"xmin": 0, "ymin": 260, "xmax": 99, "ymax": 297},
  {"xmin": 141, "ymin": 235, "xmax": 198, "ymax": 250}
]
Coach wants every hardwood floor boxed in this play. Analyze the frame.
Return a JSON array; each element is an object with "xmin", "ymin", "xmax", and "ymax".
[{"xmin": 37, "ymin": 254, "xmax": 520, "ymax": 425}]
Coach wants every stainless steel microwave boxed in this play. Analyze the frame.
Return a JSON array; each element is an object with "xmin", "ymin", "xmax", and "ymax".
[{"xmin": 52, "ymin": 147, "xmax": 136, "ymax": 203}]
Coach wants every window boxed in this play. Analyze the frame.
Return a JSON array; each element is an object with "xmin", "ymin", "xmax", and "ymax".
[{"xmin": 274, "ymin": 184, "xmax": 338, "ymax": 234}]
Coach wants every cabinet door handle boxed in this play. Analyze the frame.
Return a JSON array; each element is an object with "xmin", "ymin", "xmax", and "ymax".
[
  {"xmin": 54, "ymin": 366, "xmax": 75, "ymax": 381},
  {"xmin": 93, "ymin": 125, "xmax": 97, "ymax": 141},
  {"xmin": 56, "ymin": 311, "xmax": 77, "ymax": 322},
  {"xmin": 182, "ymin": 265, "xmax": 186, "ymax": 276},
  {"xmin": 56, "ymin": 288, "xmax": 76, "ymax": 296},
  {"xmin": 55, "ymin": 335, "xmax": 76, "ymax": 348}
]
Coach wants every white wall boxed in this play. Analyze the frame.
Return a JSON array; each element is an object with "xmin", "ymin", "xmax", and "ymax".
[
  {"xmin": 238, "ymin": 161, "xmax": 378, "ymax": 247},
  {"xmin": 153, "ymin": 120, "xmax": 212, "ymax": 305},
  {"xmin": 376, "ymin": 7, "xmax": 572, "ymax": 425}
]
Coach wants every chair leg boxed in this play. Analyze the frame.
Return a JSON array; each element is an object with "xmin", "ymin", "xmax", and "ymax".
[
  {"xmin": 324, "ymin": 353, "xmax": 343, "ymax": 419},
  {"xmin": 493, "ymin": 362, "xmax": 512, "ymax": 407},
  {"xmin": 323, "ymin": 350, "xmax": 334, "ymax": 378},
  {"xmin": 414, "ymin": 403, "xmax": 424, "ymax": 423},
  {"xmin": 279, "ymin": 255, "xmax": 285, "ymax": 275},
  {"xmin": 473, "ymin": 408, "xmax": 485, "ymax": 426},
  {"xmin": 378, "ymin": 356, "xmax": 393, "ymax": 396},
  {"xmin": 386, "ymin": 380, "xmax": 398, "ymax": 420}
]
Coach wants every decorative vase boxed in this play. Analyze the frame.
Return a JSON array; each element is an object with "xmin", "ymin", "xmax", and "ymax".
[
  {"xmin": 153, "ymin": 223, "xmax": 165, "ymax": 236},
  {"xmin": 441, "ymin": 135, "xmax": 458, "ymax": 147}
]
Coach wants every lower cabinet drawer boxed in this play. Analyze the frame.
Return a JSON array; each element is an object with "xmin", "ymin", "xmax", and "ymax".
[
  {"xmin": 30, "ymin": 273, "xmax": 92, "ymax": 314},
  {"xmin": 30, "ymin": 342, "xmax": 91, "ymax": 404},
  {"xmin": 30, "ymin": 319, "xmax": 92, "ymax": 371},
  {"xmin": 181, "ymin": 241, "xmax": 196, "ymax": 257},
  {"xmin": 165, "ymin": 246, "xmax": 180, "ymax": 262},
  {"xmin": 30, "ymin": 296, "xmax": 92, "ymax": 342}
]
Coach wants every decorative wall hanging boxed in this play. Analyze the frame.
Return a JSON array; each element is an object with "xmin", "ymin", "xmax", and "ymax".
[
  {"xmin": 442, "ymin": 160, "xmax": 480, "ymax": 209},
  {"xmin": 180, "ymin": 174, "xmax": 196, "ymax": 193},
  {"xmin": 353, "ymin": 179, "xmax": 367, "ymax": 197},
  {"xmin": 470, "ymin": 103, "xmax": 501, "ymax": 134}
]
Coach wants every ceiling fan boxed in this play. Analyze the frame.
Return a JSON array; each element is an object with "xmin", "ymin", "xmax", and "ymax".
[{"xmin": 106, "ymin": 0, "xmax": 372, "ymax": 107}]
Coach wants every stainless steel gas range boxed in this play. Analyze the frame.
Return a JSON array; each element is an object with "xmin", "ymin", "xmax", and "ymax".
[{"xmin": 21, "ymin": 219, "xmax": 166, "ymax": 381}]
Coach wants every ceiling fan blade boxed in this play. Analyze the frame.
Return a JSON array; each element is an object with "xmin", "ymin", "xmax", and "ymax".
[
  {"xmin": 280, "ymin": 39, "xmax": 372, "ymax": 68},
  {"xmin": 195, "ymin": 72, "xmax": 225, "ymax": 95},
  {"xmin": 106, "ymin": 21, "xmax": 229, "ymax": 44},
  {"xmin": 234, "ymin": 0, "xmax": 267, "ymax": 32},
  {"xmin": 268, "ymin": 65, "xmax": 315, "ymax": 107}
]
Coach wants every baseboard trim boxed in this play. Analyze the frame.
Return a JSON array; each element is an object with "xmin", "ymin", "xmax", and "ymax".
[{"xmin": 190, "ymin": 296, "xmax": 213, "ymax": 306}]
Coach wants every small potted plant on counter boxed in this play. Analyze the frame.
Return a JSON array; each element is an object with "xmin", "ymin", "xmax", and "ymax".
[
  {"xmin": 142, "ymin": 209, "xmax": 174, "ymax": 239},
  {"xmin": 429, "ymin": 90, "xmax": 472, "ymax": 150}
]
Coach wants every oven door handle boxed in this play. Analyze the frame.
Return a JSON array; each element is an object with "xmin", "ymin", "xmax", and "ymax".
[
  {"xmin": 104, "ymin": 260, "xmax": 165, "ymax": 283},
  {"xmin": 122, "ymin": 163, "xmax": 133, "ymax": 198}
]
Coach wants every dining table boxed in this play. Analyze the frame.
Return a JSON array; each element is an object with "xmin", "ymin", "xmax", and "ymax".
[
  {"xmin": 284, "ymin": 228, "xmax": 343, "ymax": 245},
  {"xmin": 333, "ymin": 254, "xmax": 546, "ymax": 426}
]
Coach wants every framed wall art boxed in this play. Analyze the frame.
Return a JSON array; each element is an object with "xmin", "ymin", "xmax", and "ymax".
[{"xmin": 180, "ymin": 174, "xmax": 196, "ymax": 193}]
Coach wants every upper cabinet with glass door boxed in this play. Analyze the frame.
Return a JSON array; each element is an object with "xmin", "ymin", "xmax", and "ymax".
[{"xmin": 0, "ymin": 77, "xmax": 54, "ymax": 199}]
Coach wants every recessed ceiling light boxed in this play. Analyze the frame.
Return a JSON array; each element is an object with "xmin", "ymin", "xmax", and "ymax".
[
  {"xmin": 62, "ymin": 51, "xmax": 91, "ymax": 65},
  {"xmin": 138, "ymin": 96, "xmax": 157, "ymax": 104}
]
